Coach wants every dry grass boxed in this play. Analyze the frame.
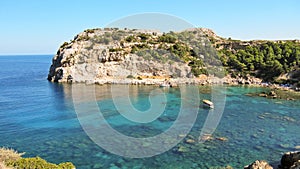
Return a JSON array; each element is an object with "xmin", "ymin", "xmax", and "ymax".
[
  {"xmin": 0, "ymin": 161, "xmax": 12, "ymax": 169},
  {"xmin": 0, "ymin": 147, "xmax": 24, "ymax": 168}
]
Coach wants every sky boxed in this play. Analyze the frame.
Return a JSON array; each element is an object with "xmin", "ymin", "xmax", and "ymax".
[{"xmin": 0, "ymin": 0, "xmax": 300, "ymax": 55}]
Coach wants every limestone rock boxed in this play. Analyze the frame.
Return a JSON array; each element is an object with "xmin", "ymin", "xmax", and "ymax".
[
  {"xmin": 47, "ymin": 28, "xmax": 198, "ymax": 84},
  {"xmin": 244, "ymin": 160, "xmax": 273, "ymax": 169}
]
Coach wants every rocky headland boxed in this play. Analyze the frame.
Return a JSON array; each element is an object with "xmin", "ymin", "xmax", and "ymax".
[
  {"xmin": 47, "ymin": 27, "xmax": 300, "ymax": 90},
  {"xmin": 47, "ymin": 28, "xmax": 202, "ymax": 84}
]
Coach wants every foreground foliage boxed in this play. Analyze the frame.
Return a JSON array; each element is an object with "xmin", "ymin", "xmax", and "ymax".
[
  {"xmin": 0, "ymin": 147, "xmax": 75, "ymax": 169},
  {"xmin": 6, "ymin": 157, "xmax": 75, "ymax": 169}
]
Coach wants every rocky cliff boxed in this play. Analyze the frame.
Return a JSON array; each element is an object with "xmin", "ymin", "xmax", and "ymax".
[
  {"xmin": 48, "ymin": 27, "xmax": 300, "ymax": 86},
  {"xmin": 48, "ymin": 28, "xmax": 216, "ymax": 84}
]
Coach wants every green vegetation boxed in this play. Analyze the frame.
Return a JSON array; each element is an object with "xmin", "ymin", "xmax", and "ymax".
[
  {"xmin": 78, "ymin": 28, "xmax": 300, "ymax": 81},
  {"xmin": 84, "ymin": 29, "xmax": 95, "ymax": 34},
  {"xmin": 125, "ymin": 35, "xmax": 135, "ymax": 42},
  {"xmin": 109, "ymin": 48, "xmax": 123, "ymax": 52},
  {"xmin": 219, "ymin": 41, "xmax": 300, "ymax": 81},
  {"xmin": 0, "ymin": 147, "xmax": 75, "ymax": 169},
  {"xmin": 138, "ymin": 33, "xmax": 151, "ymax": 42},
  {"xmin": 126, "ymin": 31, "xmax": 209, "ymax": 76},
  {"xmin": 188, "ymin": 59, "xmax": 207, "ymax": 76},
  {"xmin": 60, "ymin": 42, "xmax": 69, "ymax": 49},
  {"xmin": 126, "ymin": 75, "xmax": 135, "ymax": 79},
  {"xmin": 76, "ymin": 34, "xmax": 90, "ymax": 41},
  {"xmin": 6, "ymin": 157, "xmax": 75, "ymax": 169},
  {"xmin": 158, "ymin": 33, "xmax": 177, "ymax": 43}
]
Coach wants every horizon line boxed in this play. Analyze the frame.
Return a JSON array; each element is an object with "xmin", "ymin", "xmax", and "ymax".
[{"xmin": 0, "ymin": 53, "xmax": 54, "ymax": 56}]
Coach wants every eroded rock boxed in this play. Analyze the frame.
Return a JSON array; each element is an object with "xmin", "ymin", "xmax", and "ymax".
[
  {"xmin": 280, "ymin": 151, "xmax": 300, "ymax": 169},
  {"xmin": 244, "ymin": 160, "xmax": 273, "ymax": 169}
]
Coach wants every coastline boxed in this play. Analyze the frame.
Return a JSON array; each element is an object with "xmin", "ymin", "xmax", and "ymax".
[{"xmin": 65, "ymin": 75, "xmax": 299, "ymax": 94}]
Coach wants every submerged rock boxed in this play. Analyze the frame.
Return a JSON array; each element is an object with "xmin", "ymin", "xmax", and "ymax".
[
  {"xmin": 216, "ymin": 137, "xmax": 228, "ymax": 141},
  {"xmin": 247, "ymin": 89, "xmax": 300, "ymax": 100},
  {"xmin": 177, "ymin": 146, "xmax": 189, "ymax": 153},
  {"xmin": 185, "ymin": 139, "xmax": 196, "ymax": 144},
  {"xmin": 199, "ymin": 134, "xmax": 213, "ymax": 142}
]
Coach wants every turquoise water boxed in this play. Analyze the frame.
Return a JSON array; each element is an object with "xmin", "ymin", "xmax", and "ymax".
[{"xmin": 0, "ymin": 55, "xmax": 299, "ymax": 168}]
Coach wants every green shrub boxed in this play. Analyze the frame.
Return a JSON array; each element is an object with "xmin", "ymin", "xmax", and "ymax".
[
  {"xmin": 102, "ymin": 38, "xmax": 111, "ymax": 45},
  {"xmin": 6, "ymin": 157, "xmax": 75, "ymax": 169},
  {"xmin": 138, "ymin": 33, "xmax": 151, "ymax": 42},
  {"xmin": 60, "ymin": 42, "xmax": 69, "ymax": 49},
  {"xmin": 158, "ymin": 34, "xmax": 177, "ymax": 43},
  {"xmin": 109, "ymin": 48, "xmax": 123, "ymax": 52},
  {"xmin": 0, "ymin": 147, "xmax": 75, "ymax": 169},
  {"xmin": 112, "ymin": 33, "xmax": 122, "ymax": 41},
  {"xmin": 126, "ymin": 75, "xmax": 135, "ymax": 79},
  {"xmin": 85, "ymin": 29, "xmax": 95, "ymax": 33},
  {"xmin": 125, "ymin": 35, "xmax": 135, "ymax": 42},
  {"xmin": 58, "ymin": 162, "xmax": 76, "ymax": 169},
  {"xmin": 131, "ymin": 46, "xmax": 139, "ymax": 53},
  {"xmin": 191, "ymin": 67, "xmax": 208, "ymax": 77}
]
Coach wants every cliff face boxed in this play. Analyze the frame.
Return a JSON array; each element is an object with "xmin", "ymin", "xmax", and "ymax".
[
  {"xmin": 48, "ymin": 27, "xmax": 300, "ymax": 85},
  {"xmin": 47, "ymin": 28, "xmax": 211, "ymax": 84}
]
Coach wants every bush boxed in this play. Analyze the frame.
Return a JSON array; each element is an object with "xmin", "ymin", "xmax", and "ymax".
[
  {"xmin": 109, "ymin": 48, "xmax": 123, "ymax": 52},
  {"xmin": 60, "ymin": 42, "xmax": 69, "ymax": 49},
  {"xmin": 6, "ymin": 157, "xmax": 75, "ymax": 169},
  {"xmin": 126, "ymin": 75, "xmax": 135, "ymax": 79},
  {"xmin": 0, "ymin": 147, "xmax": 75, "ymax": 169},
  {"xmin": 125, "ymin": 35, "xmax": 135, "ymax": 42},
  {"xmin": 158, "ymin": 34, "xmax": 177, "ymax": 43},
  {"xmin": 112, "ymin": 33, "xmax": 122, "ymax": 41},
  {"xmin": 191, "ymin": 67, "xmax": 208, "ymax": 77},
  {"xmin": 138, "ymin": 33, "xmax": 151, "ymax": 42},
  {"xmin": 85, "ymin": 29, "xmax": 95, "ymax": 34},
  {"xmin": 131, "ymin": 46, "xmax": 138, "ymax": 53},
  {"xmin": 102, "ymin": 38, "xmax": 111, "ymax": 45}
]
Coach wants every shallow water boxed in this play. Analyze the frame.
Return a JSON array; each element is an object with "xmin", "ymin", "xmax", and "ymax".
[{"xmin": 0, "ymin": 55, "xmax": 299, "ymax": 168}]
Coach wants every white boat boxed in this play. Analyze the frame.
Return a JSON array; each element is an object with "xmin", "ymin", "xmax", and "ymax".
[{"xmin": 202, "ymin": 99, "xmax": 214, "ymax": 109}]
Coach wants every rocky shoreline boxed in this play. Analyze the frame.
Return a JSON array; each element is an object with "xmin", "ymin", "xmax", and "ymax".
[
  {"xmin": 66, "ymin": 74, "xmax": 300, "ymax": 95},
  {"xmin": 245, "ymin": 151, "xmax": 300, "ymax": 169}
]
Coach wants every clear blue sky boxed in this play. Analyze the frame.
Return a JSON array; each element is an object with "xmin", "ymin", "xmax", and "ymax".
[{"xmin": 0, "ymin": 0, "xmax": 299, "ymax": 55}]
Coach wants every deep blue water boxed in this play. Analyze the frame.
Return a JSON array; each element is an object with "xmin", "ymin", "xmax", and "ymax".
[{"xmin": 0, "ymin": 55, "xmax": 299, "ymax": 169}]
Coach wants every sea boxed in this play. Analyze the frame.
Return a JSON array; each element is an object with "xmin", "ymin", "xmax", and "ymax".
[{"xmin": 0, "ymin": 55, "xmax": 299, "ymax": 169}]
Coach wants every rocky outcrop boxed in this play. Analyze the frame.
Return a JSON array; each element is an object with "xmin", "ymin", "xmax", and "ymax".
[
  {"xmin": 47, "ymin": 27, "xmax": 299, "ymax": 87},
  {"xmin": 280, "ymin": 152, "xmax": 300, "ymax": 169},
  {"xmin": 244, "ymin": 151, "xmax": 300, "ymax": 169},
  {"xmin": 47, "ymin": 28, "xmax": 208, "ymax": 84},
  {"xmin": 244, "ymin": 160, "xmax": 273, "ymax": 169}
]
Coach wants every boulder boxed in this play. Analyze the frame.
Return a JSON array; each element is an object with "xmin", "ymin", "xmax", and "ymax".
[
  {"xmin": 290, "ymin": 160, "xmax": 300, "ymax": 169},
  {"xmin": 244, "ymin": 160, "xmax": 273, "ymax": 169},
  {"xmin": 280, "ymin": 151, "xmax": 300, "ymax": 169}
]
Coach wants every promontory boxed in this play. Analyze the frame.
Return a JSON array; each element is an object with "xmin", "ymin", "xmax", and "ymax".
[{"xmin": 47, "ymin": 28, "xmax": 300, "ymax": 87}]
